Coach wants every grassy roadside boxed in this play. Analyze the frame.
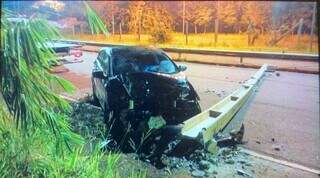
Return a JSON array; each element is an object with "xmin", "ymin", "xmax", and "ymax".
[
  {"xmin": 65, "ymin": 33, "xmax": 318, "ymax": 54},
  {"xmin": 0, "ymin": 99, "xmax": 147, "ymax": 178},
  {"xmin": 0, "ymin": 99, "xmax": 118, "ymax": 178}
]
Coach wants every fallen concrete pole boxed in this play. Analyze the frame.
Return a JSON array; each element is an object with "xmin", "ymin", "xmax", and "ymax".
[{"xmin": 181, "ymin": 64, "xmax": 269, "ymax": 153}]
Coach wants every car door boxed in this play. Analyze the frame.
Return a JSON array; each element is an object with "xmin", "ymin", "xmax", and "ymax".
[{"xmin": 93, "ymin": 50, "xmax": 110, "ymax": 109}]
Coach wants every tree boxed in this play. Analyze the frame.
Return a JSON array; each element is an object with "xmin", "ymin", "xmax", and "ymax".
[
  {"xmin": 89, "ymin": 1, "xmax": 130, "ymax": 34},
  {"xmin": 0, "ymin": 3, "xmax": 111, "ymax": 176},
  {"xmin": 217, "ymin": 1, "xmax": 237, "ymax": 32},
  {"xmin": 193, "ymin": 4, "xmax": 212, "ymax": 33},
  {"xmin": 128, "ymin": 1, "xmax": 145, "ymax": 38},
  {"xmin": 267, "ymin": 1, "xmax": 315, "ymax": 46},
  {"xmin": 176, "ymin": 1, "xmax": 196, "ymax": 33},
  {"xmin": 269, "ymin": 1, "xmax": 315, "ymax": 36},
  {"xmin": 243, "ymin": 1, "xmax": 272, "ymax": 34},
  {"xmin": 1, "ymin": 0, "xmax": 108, "ymax": 138},
  {"xmin": 127, "ymin": 1, "xmax": 173, "ymax": 43},
  {"xmin": 114, "ymin": 3, "xmax": 130, "ymax": 34},
  {"xmin": 233, "ymin": 1, "xmax": 246, "ymax": 33},
  {"xmin": 142, "ymin": 2, "xmax": 173, "ymax": 43}
]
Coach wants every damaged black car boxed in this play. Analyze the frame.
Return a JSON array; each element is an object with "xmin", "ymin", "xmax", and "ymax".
[{"xmin": 91, "ymin": 46, "xmax": 201, "ymax": 155}]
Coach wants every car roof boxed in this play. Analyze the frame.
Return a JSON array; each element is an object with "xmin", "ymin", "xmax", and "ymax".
[{"xmin": 100, "ymin": 46, "xmax": 164, "ymax": 57}]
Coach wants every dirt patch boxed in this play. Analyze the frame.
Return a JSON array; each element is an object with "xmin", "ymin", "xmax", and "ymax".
[{"xmin": 55, "ymin": 66, "xmax": 92, "ymax": 89}]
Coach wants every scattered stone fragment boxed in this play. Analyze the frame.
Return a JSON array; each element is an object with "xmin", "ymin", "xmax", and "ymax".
[
  {"xmin": 69, "ymin": 101, "xmax": 264, "ymax": 177},
  {"xmin": 266, "ymin": 65, "xmax": 277, "ymax": 72},
  {"xmin": 276, "ymin": 72, "xmax": 280, "ymax": 77},
  {"xmin": 217, "ymin": 136, "xmax": 237, "ymax": 147},
  {"xmin": 208, "ymin": 157, "xmax": 218, "ymax": 165},
  {"xmin": 160, "ymin": 155, "xmax": 170, "ymax": 165},
  {"xmin": 199, "ymin": 160, "xmax": 210, "ymax": 170},
  {"xmin": 255, "ymin": 140, "xmax": 261, "ymax": 144},
  {"xmin": 238, "ymin": 159, "xmax": 247, "ymax": 164},
  {"xmin": 220, "ymin": 147, "xmax": 232, "ymax": 156},
  {"xmin": 191, "ymin": 170, "xmax": 206, "ymax": 177},
  {"xmin": 236, "ymin": 169, "xmax": 251, "ymax": 177},
  {"xmin": 164, "ymin": 167, "xmax": 171, "ymax": 175},
  {"xmin": 242, "ymin": 151, "xmax": 250, "ymax": 156},
  {"xmin": 271, "ymin": 138, "xmax": 275, "ymax": 142},
  {"xmin": 225, "ymin": 159, "xmax": 235, "ymax": 164},
  {"xmin": 272, "ymin": 145, "xmax": 281, "ymax": 151},
  {"xmin": 206, "ymin": 165, "xmax": 217, "ymax": 174}
]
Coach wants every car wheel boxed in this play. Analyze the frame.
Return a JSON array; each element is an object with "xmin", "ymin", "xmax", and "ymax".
[
  {"xmin": 106, "ymin": 108, "xmax": 133, "ymax": 152},
  {"xmin": 91, "ymin": 81, "xmax": 100, "ymax": 106},
  {"xmin": 103, "ymin": 102, "xmax": 113, "ymax": 124}
]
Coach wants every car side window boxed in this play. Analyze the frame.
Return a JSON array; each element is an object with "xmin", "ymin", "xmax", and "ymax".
[{"xmin": 98, "ymin": 51, "xmax": 109, "ymax": 76}]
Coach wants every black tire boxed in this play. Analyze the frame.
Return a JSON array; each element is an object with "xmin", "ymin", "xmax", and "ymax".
[
  {"xmin": 91, "ymin": 81, "xmax": 100, "ymax": 106},
  {"xmin": 108, "ymin": 108, "xmax": 135, "ymax": 152},
  {"xmin": 103, "ymin": 102, "xmax": 113, "ymax": 124}
]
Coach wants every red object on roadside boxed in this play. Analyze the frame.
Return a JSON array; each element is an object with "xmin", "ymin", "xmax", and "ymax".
[{"xmin": 70, "ymin": 50, "xmax": 83, "ymax": 58}]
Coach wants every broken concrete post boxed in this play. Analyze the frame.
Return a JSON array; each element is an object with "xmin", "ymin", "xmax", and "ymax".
[{"xmin": 206, "ymin": 139, "xmax": 218, "ymax": 154}]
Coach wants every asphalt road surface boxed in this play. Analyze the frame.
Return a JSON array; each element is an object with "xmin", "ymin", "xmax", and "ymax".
[
  {"xmin": 241, "ymin": 70, "xmax": 319, "ymax": 169},
  {"xmin": 55, "ymin": 51, "xmax": 319, "ymax": 176}
]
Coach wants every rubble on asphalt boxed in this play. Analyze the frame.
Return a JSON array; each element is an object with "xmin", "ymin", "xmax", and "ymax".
[{"xmin": 68, "ymin": 102, "xmax": 256, "ymax": 177}]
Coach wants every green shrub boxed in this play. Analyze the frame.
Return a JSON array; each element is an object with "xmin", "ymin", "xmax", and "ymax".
[
  {"xmin": 0, "ymin": 108, "xmax": 120, "ymax": 178},
  {"xmin": 150, "ymin": 28, "xmax": 172, "ymax": 43},
  {"xmin": 0, "ymin": 5, "xmax": 122, "ymax": 178}
]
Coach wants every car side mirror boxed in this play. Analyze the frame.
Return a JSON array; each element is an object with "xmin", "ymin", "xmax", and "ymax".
[
  {"xmin": 178, "ymin": 64, "xmax": 187, "ymax": 72},
  {"xmin": 92, "ymin": 71, "xmax": 107, "ymax": 79}
]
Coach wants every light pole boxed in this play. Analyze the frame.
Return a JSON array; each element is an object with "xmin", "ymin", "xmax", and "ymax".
[
  {"xmin": 309, "ymin": 2, "xmax": 316, "ymax": 51},
  {"xmin": 183, "ymin": 1, "xmax": 185, "ymax": 34}
]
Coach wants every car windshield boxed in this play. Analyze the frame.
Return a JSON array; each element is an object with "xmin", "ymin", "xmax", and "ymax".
[{"xmin": 113, "ymin": 49, "xmax": 177, "ymax": 75}]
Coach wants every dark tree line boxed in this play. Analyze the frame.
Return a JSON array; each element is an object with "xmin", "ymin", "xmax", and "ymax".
[
  {"xmin": 3, "ymin": 1, "xmax": 317, "ymax": 35},
  {"xmin": 86, "ymin": 1, "xmax": 317, "ymax": 35}
]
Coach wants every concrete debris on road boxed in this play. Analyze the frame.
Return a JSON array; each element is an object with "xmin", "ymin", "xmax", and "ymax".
[
  {"xmin": 236, "ymin": 169, "xmax": 252, "ymax": 177},
  {"xmin": 191, "ymin": 170, "xmax": 206, "ymax": 177},
  {"xmin": 272, "ymin": 145, "xmax": 281, "ymax": 151}
]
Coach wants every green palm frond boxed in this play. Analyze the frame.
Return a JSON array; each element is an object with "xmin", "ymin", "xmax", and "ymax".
[
  {"xmin": 0, "ymin": 7, "xmax": 121, "ymax": 177},
  {"xmin": 0, "ymin": 2, "xmax": 109, "ymax": 149},
  {"xmin": 84, "ymin": 2, "xmax": 109, "ymax": 36},
  {"xmin": 0, "ymin": 10, "xmax": 81, "ymax": 148}
]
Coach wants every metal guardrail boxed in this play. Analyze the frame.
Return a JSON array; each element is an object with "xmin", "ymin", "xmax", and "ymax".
[{"xmin": 56, "ymin": 39, "xmax": 318, "ymax": 61}]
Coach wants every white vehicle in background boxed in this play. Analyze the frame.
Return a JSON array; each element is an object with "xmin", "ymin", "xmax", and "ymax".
[{"xmin": 46, "ymin": 41, "xmax": 84, "ymax": 65}]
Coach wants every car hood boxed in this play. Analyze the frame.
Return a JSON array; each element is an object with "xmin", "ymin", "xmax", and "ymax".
[{"xmin": 121, "ymin": 71, "xmax": 198, "ymax": 101}]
